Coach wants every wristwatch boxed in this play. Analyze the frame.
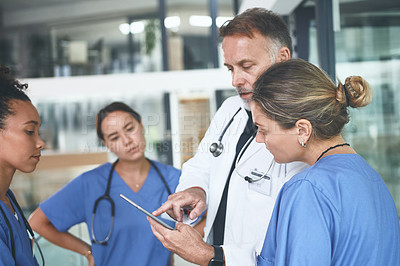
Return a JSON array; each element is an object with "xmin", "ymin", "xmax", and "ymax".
[{"xmin": 208, "ymin": 245, "xmax": 225, "ymax": 266}]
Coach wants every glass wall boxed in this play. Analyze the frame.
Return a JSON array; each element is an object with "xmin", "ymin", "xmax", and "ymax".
[
  {"xmin": 165, "ymin": 0, "xmax": 235, "ymax": 70},
  {"xmin": 50, "ymin": 16, "xmax": 164, "ymax": 76},
  {"xmin": 307, "ymin": 0, "xmax": 400, "ymax": 215},
  {"xmin": 166, "ymin": 0, "xmax": 213, "ymax": 70},
  {"xmin": 335, "ymin": 3, "xmax": 400, "ymax": 215},
  {"xmin": 0, "ymin": 0, "xmax": 235, "ymax": 78}
]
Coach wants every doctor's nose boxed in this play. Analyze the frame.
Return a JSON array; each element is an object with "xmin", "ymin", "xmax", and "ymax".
[{"xmin": 231, "ymin": 71, "xmax": 245, "ymax": 88}]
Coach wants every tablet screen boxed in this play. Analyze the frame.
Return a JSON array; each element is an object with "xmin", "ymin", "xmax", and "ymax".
[{"xmin": 120, "ymin": 194, "xmax": 174, "ymax": 230}]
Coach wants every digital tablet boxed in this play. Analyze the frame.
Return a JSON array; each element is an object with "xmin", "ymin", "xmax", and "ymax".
[{"xmin": 120, "ymin": 194, "xmax": 174, "ymax": 230}]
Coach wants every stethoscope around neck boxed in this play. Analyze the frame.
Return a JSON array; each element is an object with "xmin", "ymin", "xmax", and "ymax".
[
  {"xmin": 0, "ymin": 190, "xmax": 45, "ymax": 266},
  {"xmin": 209, "ymin": 107, "xmax": 242, "ymax": 157},
  {"xmin": 91, "ymin": 158, "xmax": 171, "ymax": 246},
  {"xmin": 209, "ymin": 107, "xmax": 273, "ymax": 183},
  {"xmin": 234, "ymin": 134, "xmax": 274, "ymax": 183}
]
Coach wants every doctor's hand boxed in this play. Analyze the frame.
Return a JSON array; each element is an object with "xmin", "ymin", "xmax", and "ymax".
[
  {"xmin": 152, "ymin": 187, "xmax": 206, "ymax": 222},
  {"xmin": 147, "ymin": 218, "xmax": 214, "ymax": 266}
]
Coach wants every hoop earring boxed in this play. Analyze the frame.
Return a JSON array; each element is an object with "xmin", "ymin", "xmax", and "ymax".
[{"xmin": 301, "ymin": 140, "xmax": 306, "ymax": 148}]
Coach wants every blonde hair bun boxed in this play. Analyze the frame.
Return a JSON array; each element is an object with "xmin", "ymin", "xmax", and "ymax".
[{"xmin": 343, "ymin": 76, "xmax": 372, "ymax": 108}]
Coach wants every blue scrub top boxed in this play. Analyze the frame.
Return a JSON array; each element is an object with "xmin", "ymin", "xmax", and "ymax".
[
  {"xmin": 258, "ymin": 154, "xmax": 400, "ymax": 266},
  {"xmin": 0, "ymin": 190, "xmax": 39, "ymax": 266},
  {"xmin": 40, "ymin": 160, "xmax": 181, "ymax": 266}
]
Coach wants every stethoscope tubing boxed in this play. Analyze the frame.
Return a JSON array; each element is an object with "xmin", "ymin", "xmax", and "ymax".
[
  {"xmin": 91, "ymin": 158, "xmax": 171, "ymax": 245},
  {"xmin": 0, "ymin": 190, "xmax": 45, "ymax": 266},
  {"xmin": 233, "ymin": 132, "xmax": 274, "ymax": 183},
  {"xmin": 209, "ymin": 106, "xmax": 273, "ymax": 183},
  {"xmin": 217, "ymin": 107, "xmax": 242, "ymax": 143},
  {"xmin": 209, "ymin": 107, "xmax": 242, "ymax": 157}
]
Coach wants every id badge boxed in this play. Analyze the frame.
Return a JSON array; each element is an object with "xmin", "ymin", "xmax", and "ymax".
[{"xmin": 248, "ymin": 170, "xmax": 271, "ymax": 196}]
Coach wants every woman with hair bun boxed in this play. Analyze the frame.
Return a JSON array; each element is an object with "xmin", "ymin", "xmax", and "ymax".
[{"xmin": 251, "ymin": 59, "xmax": 400, "ymax": 265}]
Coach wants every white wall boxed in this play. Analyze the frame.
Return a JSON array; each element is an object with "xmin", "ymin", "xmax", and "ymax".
[{"xmin": 24, "ymin": 68, "xmax": 233, "ymax": 103}]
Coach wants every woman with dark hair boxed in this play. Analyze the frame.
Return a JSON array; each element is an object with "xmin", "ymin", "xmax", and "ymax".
[
  {"xmin": 29, "ymin": 102, "xmax": 181, "ymax": 266},
  {"xmin": 252, "ymin": 59, "xmax": 400, "ymax": 265},
  {"xmin": 0, "ymin": 66, "xmax": 44, "ymax": 265}
]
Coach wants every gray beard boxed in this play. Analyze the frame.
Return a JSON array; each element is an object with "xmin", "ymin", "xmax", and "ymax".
[
  {"xmin": 236, "ymin": 86, "xmax": 252, "ymax": 110},
  {"xmin": 242, "ymin": 99, "xmax": 252, "ymax": 111}
]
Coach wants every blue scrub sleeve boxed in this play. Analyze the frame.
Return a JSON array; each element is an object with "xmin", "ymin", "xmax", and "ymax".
[
  {"xmin": 268, "ymin": 180, "xmax": 336, "ymax": 266},
  {"xmin": 0, "ymin": 223, "xmax": 14, "ymax": 266},
  {"xmin": 40, "ymin": 176, "xmax": 87, "ymax": 232},
  {"xmin": 154, "ymin": 161, "xmax": 181, "ymax": 195},
  {"xmin": 0, "ymin": 211, "xmax": 39, "ymax": 266}
]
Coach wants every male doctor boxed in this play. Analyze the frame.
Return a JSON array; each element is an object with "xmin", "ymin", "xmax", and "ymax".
[{"xmin": 149, "ymin": 8, "xmax": 308, "ymax": 265}]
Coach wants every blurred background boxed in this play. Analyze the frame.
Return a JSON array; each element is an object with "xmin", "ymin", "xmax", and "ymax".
[{"xmin": 1, "ymin": 0, "xmax": 399, "ymax": 264}]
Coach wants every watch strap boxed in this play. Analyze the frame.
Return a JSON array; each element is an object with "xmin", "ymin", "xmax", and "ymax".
[{"xmin": 208, "ymin": 245, "xmax": 224, "ymax": 266}]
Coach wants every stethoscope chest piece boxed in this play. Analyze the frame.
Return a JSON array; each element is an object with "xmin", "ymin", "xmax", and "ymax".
[
  {"xmin": 209, "ymin": 141, "xmax": 223, "ymax": 157},
  {"xmin": 209, "ymin": 107, "xmax": 242, "ymax": 158}
]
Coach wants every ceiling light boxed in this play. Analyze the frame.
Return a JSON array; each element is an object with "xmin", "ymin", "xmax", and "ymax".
[
  {"xmin": 216, "ymin": 16, "xmax": 233, "ymax": 27},
  {"xmin": 189, "ymin": 16, "xmax": 234, "ymax": 28},
  {"xmin": 119, "ymin": 23, "xmax": 130, "ymax": 35},
  {"xmin": 119, "ymin": 21, "xmax": 145, "ymax": 35},
  {"xmin": 130, "ymin": 21, "xmax": 145, "ymax": 34},
  {"xmin": 189, "ymin": 15, "xmax": 211, "ymax": 27},
  {"xmin": 165, "ymin": 16, "xmax": 181, "ymax": 29}
]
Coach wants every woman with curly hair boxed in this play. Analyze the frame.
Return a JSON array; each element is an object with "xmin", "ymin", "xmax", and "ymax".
[{"xmin": 0, "ymin": 66, "xmax": 44, "ymax": 265}]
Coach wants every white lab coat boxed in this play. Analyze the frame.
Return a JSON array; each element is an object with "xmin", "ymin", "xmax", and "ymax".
[{"xmin": 177, "ymin": 95, "xmax": 308, "ymax": 266}]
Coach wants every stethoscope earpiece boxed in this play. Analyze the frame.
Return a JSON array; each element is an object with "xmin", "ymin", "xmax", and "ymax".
[{"xmin": 244, "ymin": 176, "xmax": 253, "ymax": 183}]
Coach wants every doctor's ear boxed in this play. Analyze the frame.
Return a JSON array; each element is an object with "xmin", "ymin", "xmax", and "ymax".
[
  {"xmin": 277, "ymin": 47, "xmax": 291, "ymax": 62},
  {"xmin": 295, "ymin": 119, "xmax": 312, "ymax": 147}
]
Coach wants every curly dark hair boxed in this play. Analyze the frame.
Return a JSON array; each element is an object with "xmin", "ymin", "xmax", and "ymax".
[{"xmin": 0, "ymin": 66, "xmax": 31, "ymax": 130}]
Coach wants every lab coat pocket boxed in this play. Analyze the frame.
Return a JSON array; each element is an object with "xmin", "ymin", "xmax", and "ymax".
[{"xmin": 248, "ymin": 176, "xmax": 272, "ymax": 196}]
